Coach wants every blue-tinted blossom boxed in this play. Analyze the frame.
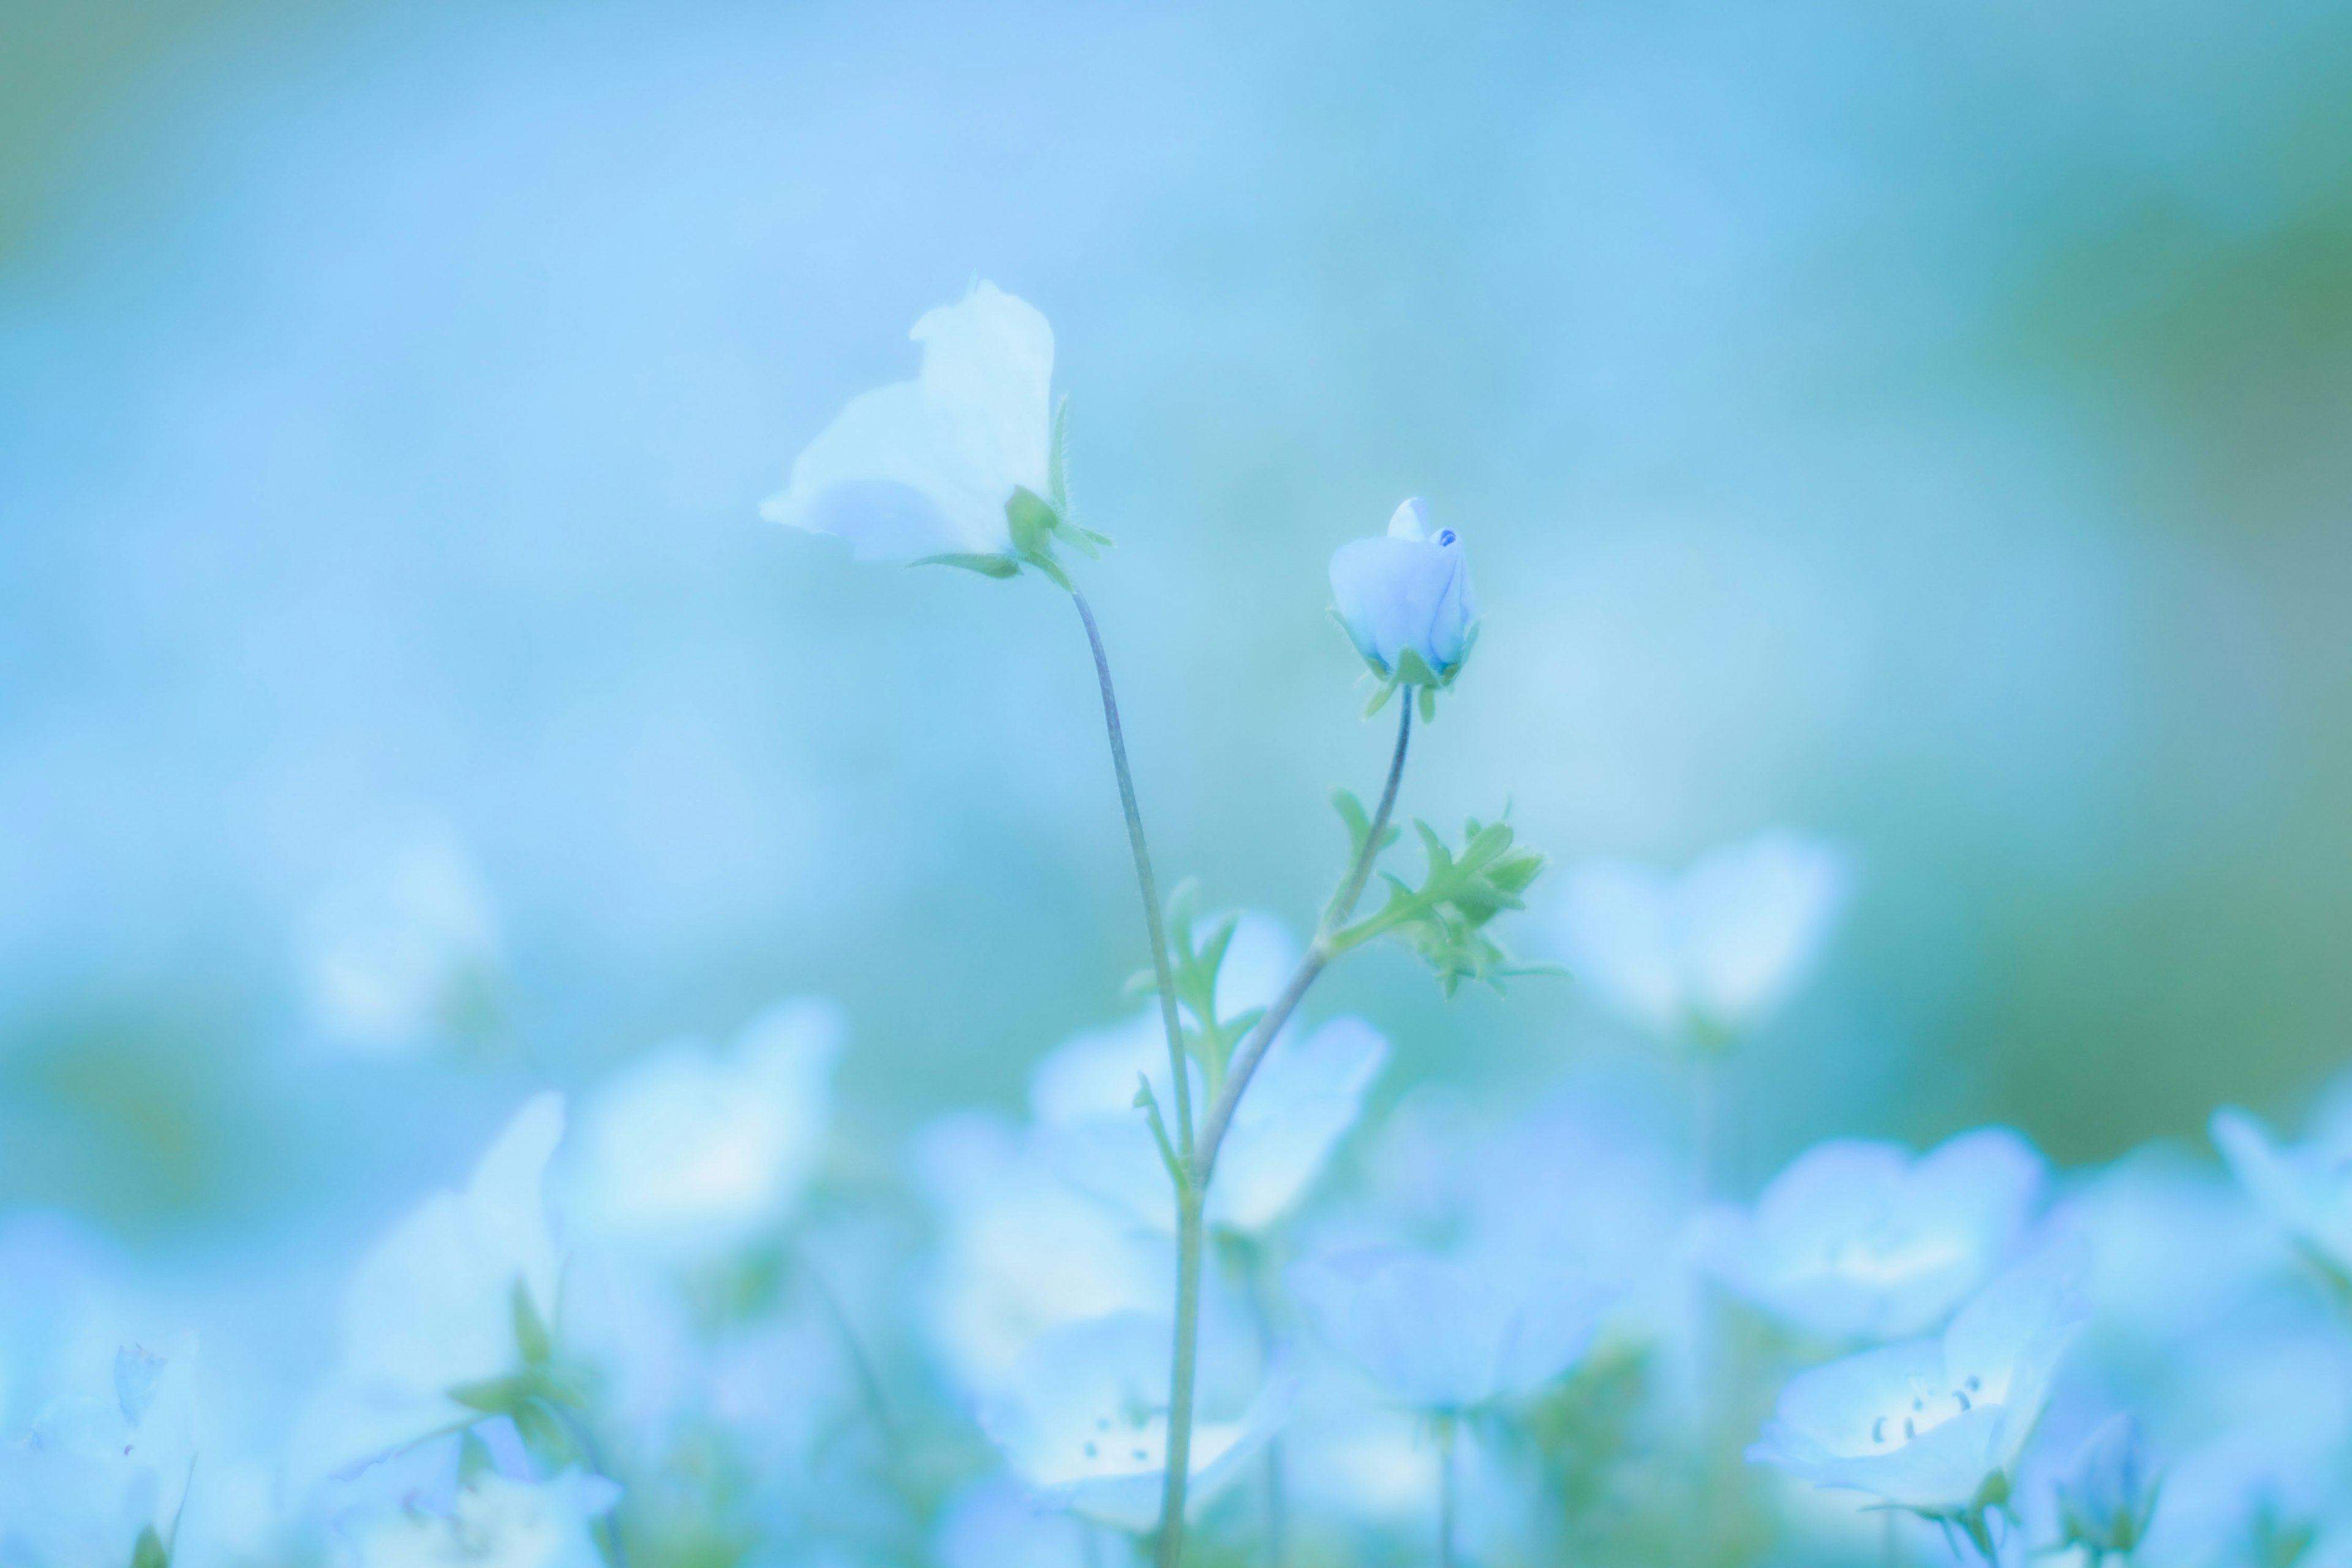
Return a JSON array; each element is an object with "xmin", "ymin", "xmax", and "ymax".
[
  {"xmin": 979, "ymin": 1311, "xmax": 1289, "ymax": 1533},
  {"xmin": 1697, "ymin": 1128, "xmax": 2046, "ymax": 1342},
  {"xmin": 762, "ymin": 283, "xmax": 1053, "ymax": 563},
  {"xmin": 354, "ymin": 1469, "xmax": 618, "ymax": 1568},
  {"xmin": 1554, "ymin": 830, "xmax": 1850, "ymax": 1044},
  {"xmin": 2053, "ymin": 1414, "xmax": 2158, "ymax": 1559},
  {"xmin": 1289, "ymin": 1244, "xmax": 1612, "ymax": 1412},
  {"xmin": 562, "ymin": 998, "xmax": 843, "ymax": 1265},
  {"xmin": 0, "ymin": 1340, "xmax": 198, "ymax": 1567},
  {"xmin": 293, "ymin": 1095, "xmax": 567, "ymax": 1490},
  {"xmin": 1749, "ymin": 1246, "xmax": 2087, "ymax": 1516},
  {"xmin": 1329, "ymin": 499, "xmax": 1478, "ymax": 687},
  {"xmin": 2212, "ymin": 1103, "xmax": 2352, "ymax": 1283}
]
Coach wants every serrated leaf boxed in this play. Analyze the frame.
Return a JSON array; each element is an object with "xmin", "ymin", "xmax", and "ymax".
[{"xmin": 911, "ymin": 552, "xmax": 1020, "ymax": 579}]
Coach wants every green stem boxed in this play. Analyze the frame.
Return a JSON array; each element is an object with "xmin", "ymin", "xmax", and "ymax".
[
  {"xmin": 1196, "ymin": 695, "xmax": 1411, "ymax": 1178},
  {"xmin": 1071, "ymin": 587, "xmax": 1194, "ymax": 1159},
  {"xmin": 1437, "ymin": 1415, "xmax": 1458, "ymax": 1568},
  {"xmin": 1159, "ymin": 1184, "xmax": 1205, "ymax": 1568},
  {"xmin": 1068, "ymin": 587, "xmax": 1200, "ymax": 1568}
]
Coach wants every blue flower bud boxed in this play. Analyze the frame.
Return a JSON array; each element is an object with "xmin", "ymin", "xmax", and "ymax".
[
  {"xmin": 2054, "ymin": 1414, "xmax": 2159, "ymax": 1558},
  {"xmin": 1328, "ymin": 499, "xmax": 1479, "ymax": 688}
]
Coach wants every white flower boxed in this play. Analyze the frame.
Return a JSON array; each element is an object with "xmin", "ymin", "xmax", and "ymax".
[
  {"xmin": 1553, "ymin": 830, "xmax": 1850, "ymax": 1044},
  {"xmin": 1020, "ymin": 911, "xmax": 1385, "ymax": 1234},
  {"xmin": 0, "ymin": 1339, "xmax": 198, "ymax": 1568},
  {"xmin": 979, "ymin": 1311, "xmax": 1289, "ymax": 1533},
  {"xmin": 761, "ymin": 282, "xmax": 1054, "ymax": 564},
  {"xmin": 295, "ymin": 1095, "xmax": 566, "ymax": 1490},
  {"xmin": 1328, "ymin": 499, "xmax": 1478, "ymax": 686},
  {"xmin": 1696, "ymin": 1128, "xmax": 2046, "ymax": 1342},
  {"xmin": 355, "ymin": 1469, "xmax": 618, "ymax": 1568},
  {"xmin": 1749, "ymin": 1246, "xmax": 2087, "ymax": 1517},
  {"xmin": 911, "ymin": 1112, "xmax": 1169, "ymax": 1395},
  {"xmin": 1287, "ymin": 1245, "xmax": 1612, "ymax": 1412},
  {"xmin": 1031, "ymin": 1010, "xmax": 1387, "ymax": 1237},
  {"xmin": 563, "ymin": 999, "xmax": 843, "ymax": 1264},
  {"xmin": 2211, "ymin": 1104, "xmax": 2352, "ymax": 1282},
  {"xmin": 303, "ymin": 831, "xmax": 501, "ymax": 1055}
]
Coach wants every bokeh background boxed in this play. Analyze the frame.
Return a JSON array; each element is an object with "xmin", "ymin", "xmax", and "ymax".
[{"xmin": 2, "ymin": 0, "xmax": 2349, "ymax": 1413}]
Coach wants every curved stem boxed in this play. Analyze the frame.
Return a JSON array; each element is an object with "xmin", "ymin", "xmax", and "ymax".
[
  {"xmin": 1069, "ymin": 588, "xmax": 1193, "ymax": 1156},
  {"xmin": 1197, "ymin": 696, "xmax": 1411, "ymax": 1179},
  {"xmin": 1067, "ymin": 587, "xmax": 1200, "ymax": 1568}
]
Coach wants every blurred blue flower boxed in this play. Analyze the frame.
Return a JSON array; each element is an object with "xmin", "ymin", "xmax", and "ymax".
[
  {"xmin": 292, "ymin": 1095, "xmax": 567, "ymax": 1491},
  {"xmin": 561, "ymin": 999, "xmax": 843, "ymax": 1267},
  {"xmin": 0, "ymin": 1338, "xmax": 197, "ymax": 1568},
  {"xmin": 911, "ymin": 1112, "xmax": 1169, "ymax": 1396},
  {"xmin": 978, "ymin": 1311, "xmax": 1289, "ymax": 1534},
  {"xmin": 1553, "ymin": 831, "xmax": 1851, "ymax": 1046},
  {"xmin": 762, "ymin": 282, "xmax": 1054, "ymax": 565},
  {"xmin": 1287, "ymin": 1245, "xmax": 1612, "ymax": 1413},
  {"xmin": 1696, "ymin": 1128, "xmax": 2046, "ymax": 1342},
  {"xmin": 1030, "ymin": 978, "xmax": 1388, "ymax": 1235},
  {"xmin": 1749, "ymin": 1245, "xmax": 2087, "ymax": 1518},
  {"xmin": 352, "ymin": 1468, "xmax": 618, "ymax": 1568},
  {"xmin": 2052, "ymin": 1414, "xmax": 2158, "ymax": 1561},
  {"xmin": 1329, "ymin": 498, "xmax": 1479, "ymax": 688},
  {"xmin": 2212, "ymin": 1104, "xmax": 2352, "ymax": 1286},
  {"xmin": 934, "ymin": 1478, "xmax": 1139, "ymax": 1568},
  {"xmin": 300, "ymin": 829, "xmax": 503, "ymax": 1057}
]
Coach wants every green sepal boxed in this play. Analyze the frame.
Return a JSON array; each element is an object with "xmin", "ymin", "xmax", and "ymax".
[
  {"xmin": 130, "ymin": 1528, "xmax": 169, "ymax": 1568},
  {"xmin": 1418, "ymin": 685, "xmax": 1438, "ymax": 723},
  {"xmin": 1364, "ymin": 679, "xmax": 1400, "ymax": 718},
  {"xmin": 513, "ymin": 1279, "xmax": 553, "ymax": 1367},
  {"xmin": 447, "ymin": 1362, "xmax": 590, "ymax": 1417},
  {"xmin": 910, "ymin": 552, "xmax": 1020, "ymax": 579}
]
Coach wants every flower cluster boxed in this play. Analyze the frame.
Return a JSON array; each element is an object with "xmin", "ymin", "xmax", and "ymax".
[{"xmin": 10, "ymin": 284, "xmax": 2352, "ymax": 1568}]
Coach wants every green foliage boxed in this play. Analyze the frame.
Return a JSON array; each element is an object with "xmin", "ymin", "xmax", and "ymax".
[
  {"xmin": 1324, "ymin": 787, "xmax": 1400, "ymax": 924},
  {"xmin": 129, "ymin": 1528, "xmax": 169, "ymax": 1568},
  {"xmin": 908, "ymin": 551, "xmax": 1020, "ymax": 578},
  {"xmin": 1131, "ymin": 880, "xmax": 1268, "ymax": 1096},
  {"xmin": 1333, "ymin": 812, "xmax": 1548, "ymax": 995}
]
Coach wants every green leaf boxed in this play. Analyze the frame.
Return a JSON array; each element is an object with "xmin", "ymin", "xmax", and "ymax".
[
  {"xmin": 910, "ymin": 552, "xmax": 1020, "ymax": 579},
  {"xmin": 1329, "ymin": 809, "xmax": 1553, "ymax": 993},
  {"xmin": 513, "ymin": 1279, "xmax": 553, "ymax": 1367},
  {"xmin": 130, "ymin": 1527, "xmax": 170, "ymax": 1568}
]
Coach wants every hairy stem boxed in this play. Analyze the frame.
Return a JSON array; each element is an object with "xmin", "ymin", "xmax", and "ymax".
[{"xmin": 1197, "ymin": 696, "xmax": 1411, "ymax": 1178}]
